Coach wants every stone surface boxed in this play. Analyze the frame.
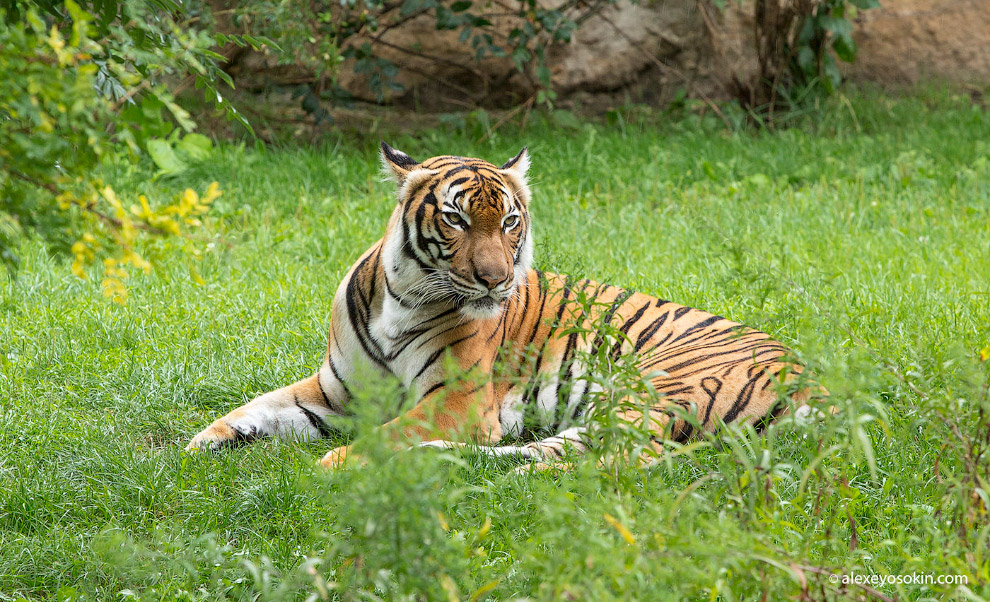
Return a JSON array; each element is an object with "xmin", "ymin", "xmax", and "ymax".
[
  {"xmin": 329, "ymin": 0, "xmax": 712, "ymax": 107},
  {"xmin": 222, "ymin": 0, "xmax": 990, "ymax": 111},
  {"xmin": 547, "ymin": 0, "xmax": 705, "ymax": 93},
  {"xmin": 841, "ymin": 0, "xmax": 990, "ymax": 87}
]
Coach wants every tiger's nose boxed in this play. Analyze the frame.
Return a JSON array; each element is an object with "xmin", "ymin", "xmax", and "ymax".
[{"xmin": 474, "ymin": 267, "xmax": 510, "ymax": 290}]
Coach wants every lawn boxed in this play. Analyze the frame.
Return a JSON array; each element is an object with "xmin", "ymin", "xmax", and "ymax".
[{"xmin": 1, "ymin": 90, "xmax": 989, "ymax": 601}]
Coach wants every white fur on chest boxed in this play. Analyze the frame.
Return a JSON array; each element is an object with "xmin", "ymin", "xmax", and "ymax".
[{"xmin": 370, "ymin": 295, "xmax": 460, "ymax": 388}]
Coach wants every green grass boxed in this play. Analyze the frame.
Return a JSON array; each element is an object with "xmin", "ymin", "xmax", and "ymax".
[{"xmin": 2, "ymin": 89, "xmax": 989, "ymax": 601}]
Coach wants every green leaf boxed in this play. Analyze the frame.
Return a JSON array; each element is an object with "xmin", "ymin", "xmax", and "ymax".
[
  {"xmin": 821, "ymin": 54, "xmax": 841, "ymax": 92},
  {"xmin": 176, "ymin": 133, "xmax": 213, "ymax": 162},
  {"xmin": 163, "ymin": 97, "xmax": 196, "ymax": 133},
  {"xmin": 147, "ymin": 139, "xmax": 189, "ymax": 176},
  {"xmin": 832, "ymin": 33, "xmax": 857, "ymax": 63},
  {"xmin": 796, "ymin": 46, "xmax": 816, "ymax": 74},
  {"xmin": 817, "ymin": 15, "xmax": 853, "ymax": 37}
]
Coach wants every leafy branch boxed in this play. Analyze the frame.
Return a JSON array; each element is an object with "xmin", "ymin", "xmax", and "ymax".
[{"xmin": 0, "ymin": 1, "xmax": 268, "ymax": 301}]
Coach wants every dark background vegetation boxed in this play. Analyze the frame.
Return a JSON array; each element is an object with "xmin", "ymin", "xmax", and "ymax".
[{"xmin": 0, "ymin": 0, "xmax": 881, "ymax": 279}]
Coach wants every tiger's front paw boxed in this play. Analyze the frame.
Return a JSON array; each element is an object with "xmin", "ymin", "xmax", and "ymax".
[
  {"xmin": 320, "ymin": 445, "xmax": 361, "ymax": 469},
  {"xmin": 185, "ymin": 420, "xmax": 256, "ymax": 452}
]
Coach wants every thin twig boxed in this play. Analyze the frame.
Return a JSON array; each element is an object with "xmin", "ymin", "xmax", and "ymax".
[
  {"xmin": 110, "ymin": 78, "xmax": 153, "ymax": 112},
  {"xmin": 371, "ymin": 37, "xmax": 489, "ymax": 82},
  {"xmin": 477, "ymin": 94, "xmax": 536, "ymax": 143},
  {"xmin": 9, "ymin": 170, "xmax": 57, "ymax": 194},
  {"xmin": 396, "ymin": 63, "xmax": 481, "ymax": 101},
  {"xmin": 8, "ymin": 171, "xmax": 169, "ymax": 236}
]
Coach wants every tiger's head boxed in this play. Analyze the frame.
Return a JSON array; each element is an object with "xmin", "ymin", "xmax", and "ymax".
[{"xmin": 380, "ymin": 142, "xmax": 532, "ymax": 320}]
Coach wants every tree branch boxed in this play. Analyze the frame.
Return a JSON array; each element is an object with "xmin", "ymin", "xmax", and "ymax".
[{"xmin": 8, "ymin": 170, "xmax": 170, "ymax": 236}]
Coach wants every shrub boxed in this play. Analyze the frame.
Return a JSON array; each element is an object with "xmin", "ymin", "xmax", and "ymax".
[{"xmin": 0, "ymin": 0, "xmax": 268, "ymax": 300}]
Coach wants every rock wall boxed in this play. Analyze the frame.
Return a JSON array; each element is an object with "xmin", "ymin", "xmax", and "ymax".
[
  {"xmin": 224, "ymin": 0, "xmax": 990, "ymax": 111},
  {"xmin": 841, "ymin": 0, "xmax": 990, "ymax": 87},
  {"xmin": 225, "ymin": 0, "xmax": 724, "ymax": 109}
]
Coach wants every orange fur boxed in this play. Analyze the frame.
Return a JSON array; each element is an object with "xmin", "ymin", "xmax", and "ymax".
[{"xmin": 188, "ymin": 144, "xmax": 823, "ymax": 468}]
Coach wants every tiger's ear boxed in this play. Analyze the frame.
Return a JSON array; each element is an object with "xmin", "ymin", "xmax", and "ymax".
[
  {"xmin": 380, "ymin": 141, "xmax": 420, "ymax": 185},
  {"xmin": 499, "ymin": 147, "xmax": 530, "ymax": 181},
  {"xmin": 500, "ymin": 147, "xmax": 531, "ymax": 204}
]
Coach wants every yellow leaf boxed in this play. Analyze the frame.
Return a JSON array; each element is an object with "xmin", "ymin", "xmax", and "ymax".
[
  {"xmin": 47, "ymin": 25, "xmax": 65, "ymax": 55},
  {"xmin": 201, "ymin": 181, "xmax": 223, "ymax": 205},
  {"xmin": 603, "ymin": 513, "xmax": 636, "ymax": 545},
  {"xmin": 434, "ymin": 511, "xmax": 450, "ymax": 532},
  {"xmin": 181, "ymin": 188, "xmax": 198, "ymax": 211},
  {"xmin": 155, "ymin": 217, "xmax": 180, "ymax": 235},
  {"xmin": 439, "ymin": 574, "xmax": 459, "ymax": 602},
  {"xmin": 101, "ymin": 277, "xmax": 128, "ymax": 305},
  {"xmin": 739, "ymin": 472, "xmax": 750, "ymax": 489},
  {"xmin": 980, "ymin": 346, "xmax": 990, "ymax": 362},
  {"xmin": 190, "ymin": 266, "xmax": 205, "ymax": 286},
  {"xmin": 101, "ymin": 186, "xmax": 122, "ymax": 209},
  {"xmin": 71, "ymin": 259, "xmax": 87, "ymax": 280},
  {"xmin": 477, "ymin": 516, "xmax": 491, "ymax": 539},
  {"xmin": 469, "ymin": 579, "xmax": 499, "ymax": 602},
  {"xmin": 38, "ymin": 113, "xmax": 53, "ymax": 133},
  {"xmin": 126, "ymin": 250, "xmax": 151, "ymax": 274}
]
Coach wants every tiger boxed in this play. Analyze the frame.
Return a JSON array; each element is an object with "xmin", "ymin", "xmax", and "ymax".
[{"xmin": 186, "ymin": 143, "xmax": 823, "ymax": 468}]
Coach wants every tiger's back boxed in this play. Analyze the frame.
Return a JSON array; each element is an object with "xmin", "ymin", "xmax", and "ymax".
[{"xmin": 492, "ymin": 270, "xmax": 806, "ymax": 446}]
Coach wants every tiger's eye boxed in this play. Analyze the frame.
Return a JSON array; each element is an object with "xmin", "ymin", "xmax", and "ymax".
[
  {"xmin": 503, "ymin": 215, "xmax": 519, "ymax": 229},
  {"xmin": 444, "ymin": 212, "xmax": 465, "ymax": 227}
]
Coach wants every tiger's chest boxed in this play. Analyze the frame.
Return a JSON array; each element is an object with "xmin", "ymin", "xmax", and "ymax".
[
  {"xmin": 365, "ymin": 300, "xmax": 481, "ymax": 389},
  {"xmin": 344, "ymin": 274, "xmax": 598, "ymax": 436},
  {"xmin": 363, "ymin": 298, "xmax": 577, "ymax": 434}
]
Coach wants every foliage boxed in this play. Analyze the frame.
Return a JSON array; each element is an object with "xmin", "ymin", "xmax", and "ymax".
[
  {"xmin": 224, "ymin": 0, "xmax": 611, "ymax": 118},
  {"xmin": 0, "ymin": 0, "xmax": 269, "ymax": 300},
  {"xmin": 220, "ymin": 0, "xmax": 880, "ymax": 123},
  {"xmin": 0, "ymin": 90, "xmax": 988, "ymax": 599},
  {"xmin": 1, "ymin": 0, "xmax": 624, "ymax": 298},
  {"xmin": 719, "ymin": 0, "xmax": 879, "ymax": 123}
]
